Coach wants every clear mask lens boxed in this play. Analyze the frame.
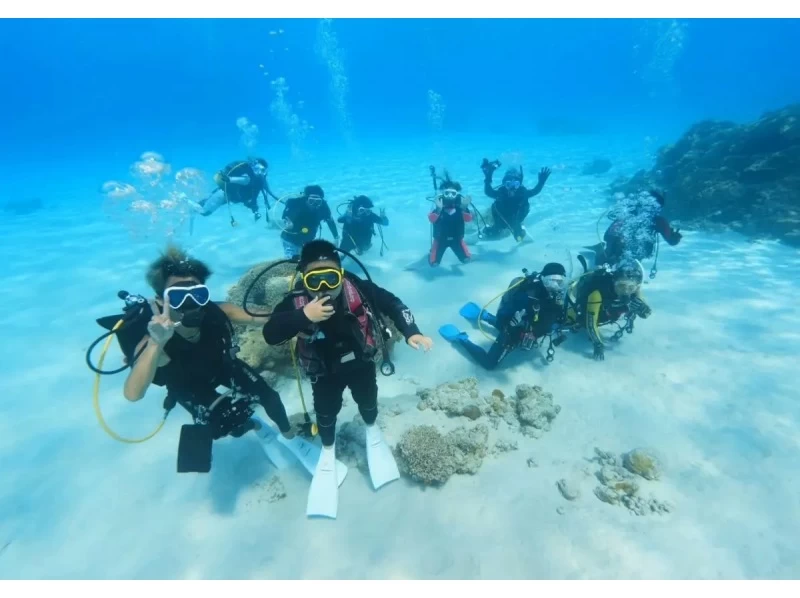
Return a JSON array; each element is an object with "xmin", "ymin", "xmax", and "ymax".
[
  {"xmin": 442, "ymin": 189, "xmax": 459, "ymax": 200},
  {"xmin": 504, "ymin": 180, "xmax": 521, "ymax": 190}
]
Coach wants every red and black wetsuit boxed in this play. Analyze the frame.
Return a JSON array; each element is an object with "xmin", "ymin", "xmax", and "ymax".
[
  {"xmin": 604, "ymin": 214, "xmax": 681, "ymax": 264},
  {"xmin": 428, "ymin": 205, "xmax": 473, "ymax": 266}
]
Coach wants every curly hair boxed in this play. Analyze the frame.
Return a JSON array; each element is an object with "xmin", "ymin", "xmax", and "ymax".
[{"xmin": 145, "ymin": 244, "xmax": 212, "ymax": 296}]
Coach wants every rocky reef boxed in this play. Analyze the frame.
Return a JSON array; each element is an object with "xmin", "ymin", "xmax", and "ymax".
[
  {"xmin": 416, "ymin": 377, "xmax": 561, "ymax": 439},
  {"xmin": 591, "ymin": 447, "xmax": 671, "ymax": 516},
  {"xmin": 609, "ymin": 103, "xmax": 800, "ymax": 244},
  {"xmin": 226, "ymin": 259, "xmax": 401, "ymax": 377},
  {"xmin": 394, "ymin": 423, "xmax": 489, "ymax": 486}
]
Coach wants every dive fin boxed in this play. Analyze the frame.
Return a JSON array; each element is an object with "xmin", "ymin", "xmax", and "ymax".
[
  {"xmin": 252, "ymin": 418, "xmax": 291, "ymax": 470},
  {"xmin": 365, "ymin": 425, "xmax": 400, "ymax": 490},
  {"xmin": 458, "ymin": 301, "xmax": 483, "ymax": 322},
  {"xmin": 438, "ymin": 324, "xmax": 468, "ymax": 343},
  {"xmin": 279, "ymin": 435, "xmax": 348, "ymax": 487},
  {"xmin": 306, "ymin": 445, "xmax": 339, "ymax": 519}
]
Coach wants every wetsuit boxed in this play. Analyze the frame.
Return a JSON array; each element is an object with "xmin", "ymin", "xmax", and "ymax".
[
  {"xmin": 481, "ymin": 173, "xmax": 548, "ymax": 240},
  {"xmin": 262, "ymin": 274, "xmax": 421, "ymax": 446},
  {"xmin": 455, "ymin": 279, "xmax": 564, "ymax": 370},
  {"xmin": 604, "ymin": 214, "xmax": 682, "ymax": 265},
  {"xmin": 565, "ymin": 271, "xmax": 651, "ymax": 359},
  {"xmin": 338, "ymin": 211, "xmax": 388, "ymax": 255},
  {"xmin": 199, "ymin": 161, "xmax": 276, "ymax": 219},
  {"xmin": 280, "ymin": 197, "xmax": 339, "ymax": 258},
  {"xmin": 428, "ymin": 204, "xmax": 472, "ymax": 266},
  {"xmin": 153, "ymin": 302, "xmax": 291, "ymax": 439}
]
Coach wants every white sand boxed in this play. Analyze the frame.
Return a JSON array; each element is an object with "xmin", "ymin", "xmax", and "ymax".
[{"xmin": 1, "ymin": 135, "xmax": 799, "ymax": 579}]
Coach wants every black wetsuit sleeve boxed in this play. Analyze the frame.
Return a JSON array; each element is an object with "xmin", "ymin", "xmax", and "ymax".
[
  {"xmin": 321, "ymin": 202, "xmax": 338, "ymax": 238},
  {"xmin": 357, "ymin": 279, "xmax": 422, "ymax": 340},
  {"xmin": 337, "ymin": 213, "xmax": 350, "ymax": 224},
  {"xmin": 483, "ymin": 175, "xmax": 501, "ymax": 199},
  {"xmin": 523, "ymin": 178, "xmax": 546, "ymax": 200},
  {"xmin": 262, "ymin": 293, "xmax": 313, "ymax": 345},
  {"xmin": 370, "ymin": 212, "xmax": 389, "ymax": 226}
]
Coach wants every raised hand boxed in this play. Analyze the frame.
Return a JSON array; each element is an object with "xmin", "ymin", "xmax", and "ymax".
[
  {"xmin": 303, "ymin": 295, "xmax": 335, "ymax": 323},
  {"xmin": 148, "ymin": 300, "xmax": 177, "ymax": 346}
]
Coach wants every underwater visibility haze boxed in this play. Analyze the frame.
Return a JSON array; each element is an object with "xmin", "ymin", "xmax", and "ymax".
[{"xmin": 1, "ymin": 17, "xmax": 800, "ymax": 579}]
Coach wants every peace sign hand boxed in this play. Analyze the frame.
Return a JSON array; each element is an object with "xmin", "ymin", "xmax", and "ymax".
[{"xmin": 148, "ymin": 299, "xmax": 178, "ymax": 346}]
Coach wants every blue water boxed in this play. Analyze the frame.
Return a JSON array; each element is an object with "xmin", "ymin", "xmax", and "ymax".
[{"xmin": 1, "ymin": 18, "xmax": 800, "ymax": 579}]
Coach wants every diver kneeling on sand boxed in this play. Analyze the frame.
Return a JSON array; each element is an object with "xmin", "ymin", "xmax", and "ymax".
[
  {"xmin": 98, "ymin": 245, "xmax": 336, "ymax": 477},
  {"xmin": 578, "ymin": 189, "xmax": 682, "ymax": 279},
  {"xmin": 478, "ymin": 158, "xmax": 551, "ymax": 242},
  {"xmin": 262, "ymin": 239, "xmax": 433, "ymax": 519},
  {"xmin": 564, "ymin": 258, "xmax": 652, "ymax": 361},
  {"xmin": 438, "ymin": 263, "xmax": 569, "ymax": 369}
]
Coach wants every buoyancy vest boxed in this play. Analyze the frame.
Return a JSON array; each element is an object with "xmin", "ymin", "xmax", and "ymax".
[{"xmin": 291, "ymin": 278, "xmax": 378, "ymax": 377}]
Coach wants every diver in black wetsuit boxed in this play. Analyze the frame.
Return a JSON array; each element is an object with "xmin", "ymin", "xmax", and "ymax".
[
  {"xmin": 580, "ymin": 190, "xmax": 682, "ymax": 276},
  {"xmin": 280, "ymin": 185, "xmax": 339, "ymax": 259},
  {"xmin": 190, "ymin": 158, "xmax": 279, "ymax": 224},
  {"xmin": 479, "ymin": 158, "xmax": 552, "ymax": 242},
  {"xmin": 338, "ymin": 195, "xmax": 389, "ymax": 256},
  {"xmin": 439, "ymin": 263, "xmax": 568, "ymax": 369},
  {"xmin": 122, "ymin": 245, "xmax": 294, "ymax": 472}
]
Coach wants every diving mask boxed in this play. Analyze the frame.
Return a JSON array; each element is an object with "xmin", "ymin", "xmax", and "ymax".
[
  {"xmin": 614, "ymin": 280, "xmax": 640, "ymax": 297},
  {"xmin": 303, "ymin": 268, "xmax": 344, "ymax": 292},
  {"xmin": 442, "ymin": 188, "xmax": 459, "ymax": 201},
  {"xmin": 504, "ymin": 179, "xmax": 521, "ymax": 191},
  {"xmin": 356, "ymin": 206, "xmax": 372, "ymax": 217},
  {"xmin": 164, "ymin": 284, "xmax": 211, "ymax": 310},
  {"xmin": 541, "ymin": 274, "xmax": 567, "ymax": 302}
]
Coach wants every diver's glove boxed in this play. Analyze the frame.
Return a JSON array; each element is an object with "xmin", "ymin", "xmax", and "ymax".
[
  {"xmin": 254, "ymin": 211, "xmax": 262, "ymax": 222},
  {"xmin": 481, "ymin": 158, "xmax": 499, "ymax": 179},
  {"xmin": 668, "ymin": 228, "xmax": 683, "ymax": 245},
  {"xmin": 538, "ymin": 167, "xmax": 552, "ymax": 184},
  {"xmin": 629, "ymin": 297, "xmax": 651, "ymax": 319},
  {"xmin": 593, "ymin": 343, "xmax": 605, "ymax": 361}
]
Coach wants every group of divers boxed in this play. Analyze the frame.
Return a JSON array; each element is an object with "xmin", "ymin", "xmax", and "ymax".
[{"xmin": 88, "ymin": 155, "xmax": 683, "ymax": 519}]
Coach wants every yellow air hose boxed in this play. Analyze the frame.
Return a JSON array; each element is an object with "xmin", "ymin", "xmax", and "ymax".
[{"xmin": 93, "ymin": 319, "xmax": 167, "ymax": 444}]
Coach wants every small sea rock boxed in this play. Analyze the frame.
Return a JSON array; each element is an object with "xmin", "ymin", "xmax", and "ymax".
[
  {"xmin": 492, "ymin": 439, "xmax": 519, "ymax": 454},
  {"xmin": 556, "ymin": 506, "xmax": 566, "ymax": 515},
  {"xmin": 462, "ymin": 404, "xmax": 483, "ymax": 420},
  {"xmin": 527, "ymin": 457, "xmax": 538, "ymax": 468},
  {"xmin": 623, "ymin": 448, "xmax": 661, "ymax": 481},
  {"xmin": 557, "ymin": 478, "xmax": 581, "ymax": 501}
]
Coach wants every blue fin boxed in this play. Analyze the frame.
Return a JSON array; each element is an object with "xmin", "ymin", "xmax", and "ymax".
[
  {"xmin": 439, "ymin": 324, "xmax": 468, "ymax": 342},
  {"xmin": 459, "ymin": 302, "xmax": 483, "ymax": 322}
]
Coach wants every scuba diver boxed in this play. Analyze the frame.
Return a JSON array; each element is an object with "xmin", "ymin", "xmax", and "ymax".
[
  {"xmin": 479, "ymin": 158, "xmax": 552, "ymax": 242},
  {"xmin": 337, "ymin": 195, "xmax": 389, "ymax": 256},
  {"xmin": 438, "ymin": 263, "xmax": 569, "ymax": 369},
  {"xmin": 111, "ymin": 245, "xmax": 343, "ymax": 478},
  {"xmin": 580, "ymin": 189, "xmax": 682, "ymax": 278},
  {"xmin": 427, "ymin": 172, "xmax": 474, "ymax": 267},
  {"xmin": 280, "ymin": 185, "xmax": 339, "ymax": 259},
  {"xmin": 564, "ymin": 258, "xmax": 652, "ymax": 361},
  {"xmin": 262, "ymin": 240, "xmax": 433, "ymax": 519},
  {"xmin": 189, "ymin": 157, "xmax": 278, "ymax": 225}
]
